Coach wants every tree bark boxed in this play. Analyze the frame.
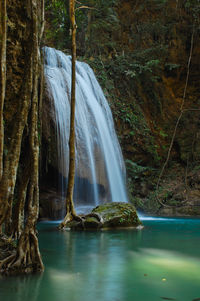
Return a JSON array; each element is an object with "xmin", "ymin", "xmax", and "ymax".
[
  {"xmin": 0, "ymin": 0, "xmax": 44, "ymax": 275},
  {"xmin": 59, "ymin": 0, "xmax": 78, "ymax": 229},
  {"xmin": 0, "ymin": 0, "xmax": 6, "ymax": 181},
  {"xmin": 12, "ymin": 155, "xmax": 30, "ymax": 239}
]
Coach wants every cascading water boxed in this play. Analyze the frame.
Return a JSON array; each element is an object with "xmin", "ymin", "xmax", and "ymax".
[{"xmin": 44, "ymin": 47, "xmax": 128, "ymax": 212}]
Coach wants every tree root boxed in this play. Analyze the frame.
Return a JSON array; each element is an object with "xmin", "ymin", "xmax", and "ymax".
[
  {"xmin": 58, "ymin": 212, "xmax": 84, "ymax": 230},
  {"xmin": 58, "ymin": 211, "xmax": 104, "ymax": 231},
  {"xmin": 84, "ymin": 212, "xmax": 104, "ymax": 224},
  {"xmin": 0, "ymin": 230, "xmax": 44, "ymax": 276}
]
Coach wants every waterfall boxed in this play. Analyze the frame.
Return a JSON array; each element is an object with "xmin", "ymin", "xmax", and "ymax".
[{"xmin": 44, "ymin": 47, "xmax": 128, "ymax": 211}]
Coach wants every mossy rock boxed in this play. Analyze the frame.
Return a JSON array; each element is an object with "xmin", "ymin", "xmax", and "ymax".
[
  {"xmin": 92, "ymin": 202, "xmax": 142, "ymax": 229},
  {"xmin": 65, "ymin": 203, "xmax": 142, "ymax": 230},
  {"xmin": 84, "ymin": 216, "xmax": 101, "ymax": 229}
]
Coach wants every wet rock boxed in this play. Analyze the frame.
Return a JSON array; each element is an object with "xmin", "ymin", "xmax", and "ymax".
[
  {"xmin": 39, "ymin": 189, "xmax": 65, "ymax": 220},
  {"xmin": 92, "ymin": 202, "xmax": 142, "ymax": 229},
  {"xmin": 83, "ymin": 216, "xmax": 101, "ymax": 229},
  {"xmin": 66, "ymin": 202, "xmax": 142, "ymax": 230}
]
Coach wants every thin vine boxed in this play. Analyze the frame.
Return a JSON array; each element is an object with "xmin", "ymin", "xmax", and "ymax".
[{"xmin": 156, "ymin": 26, "xmax": 195, "ymax": 208}]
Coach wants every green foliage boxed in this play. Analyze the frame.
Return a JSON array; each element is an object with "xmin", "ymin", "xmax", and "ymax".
[
  {"xmin": 182, "ymin": 0, "xmax": 200, "ymax": 34},
  {"xmin": 125, "ymin": 59, "xmax": 161, "ymax": 82},
  {"xmin": 159, "ymin": 130, "xmax": 168, "ymax": 138},
  {"xmin": 153, "ymin": 0, "xmax": 167, "ymax": 5},
  {"xmin": 44, "ymin": 0, "xmax": 88, "ymax": 51},
  {"xmin": 165, "ymin": 63, "xmax": 180, "ymax": 71},
  {"xmin": 126, "ymin": 160, "xmax": 149, "ymax": 179},
  {"xmin": 184, "ymin": 0, "xmax": 200, "ymax": 21},
  {"xmin": 126, "ymin": 160, "xmax": 160, "ymax": 212},
  {"xmin": 83, "ymin": 0, "xmax": 120, "ymax": 56},
  {"xmin": 45, "ymin": 0, "xmax": 70, "ymax": 49}
]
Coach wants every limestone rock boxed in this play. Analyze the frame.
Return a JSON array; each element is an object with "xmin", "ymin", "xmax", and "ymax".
[
  {"xmin": 66, "ymin": 202, "xmax": 142, "ymax": 230},
  {"xmin": 39, "ymin": 189, "xmax": 65, "ymax": 220},
  {"xmin": 92, "ymin": 202, "xmax": 142, "ymax": 229}
]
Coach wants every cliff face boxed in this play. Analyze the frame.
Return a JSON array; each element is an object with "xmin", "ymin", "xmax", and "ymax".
[
  {"xmin": 117, "ymin": 0, "xmax": 200, "ymax": 161},
  {"xmin": 43, "ymin": 0, "xmax": 200, "ymax": 215},
  {"xmin": 79, "ymin": 0, "xmax": 200, "ymax": 214}
]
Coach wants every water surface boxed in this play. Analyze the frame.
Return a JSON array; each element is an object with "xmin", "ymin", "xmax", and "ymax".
[{"xmin": 1, "ymin": 217, "xmax": 200, "ymax": 301}]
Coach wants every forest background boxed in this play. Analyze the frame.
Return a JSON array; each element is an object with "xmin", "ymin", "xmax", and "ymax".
[{"xmin": 44, "ymin": 0, "xmax": 200, "ymax": 215}]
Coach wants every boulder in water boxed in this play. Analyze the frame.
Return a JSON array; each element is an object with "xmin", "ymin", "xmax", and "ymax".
[
  {"xmin": 92, "ymin": 202, "xmax": 142, "ymax": 229},
  {"xmin": 66, "ymin": 202, "xmax": 142, "ymax": 230}
]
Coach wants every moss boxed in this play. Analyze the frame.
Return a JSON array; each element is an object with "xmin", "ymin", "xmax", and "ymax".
[
  {"xmin": 84, "ymin": 216, "xmax": 100, "ymax": 229},
  {"xmin": 92, "ymin": 202, "xmax": 142, "ymax": 228},
  {"xmin": 64, "ymin": 203, "xmax": 142, "ymax": 230}
]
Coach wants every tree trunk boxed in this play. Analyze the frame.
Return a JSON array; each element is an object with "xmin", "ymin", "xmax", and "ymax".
[
  {"xmin": 0, "ymin": 0, "xmax": 44, "ymax": 275},
  {"xmin": 0, "ymin": 0, "xmax": 6, "ymax": 181},
  {"xmin": 59, "ymin": 0, "xmax": 79, "ymax": 229},
  {"xmin": 12, "ymin": 154, "xmax": 30, "ymax": 239}
]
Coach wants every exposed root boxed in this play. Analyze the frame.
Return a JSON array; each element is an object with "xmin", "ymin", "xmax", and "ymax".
[
  {"xmin": 85, "ymin": 212, "xmax": 104, "ymax": 224},
  {"xmin": 58, "ymin": 211, "xmax": 104, "ymax": 231},
  {"xmin": 58, "ymin": 212, "xmax": 84, "ymax": 230},
  {"xmin": 0, "ymin": 254, "xmax": 16, "ymax": 270},
  {"xmin": 0, "ymin": 230, "xmax": 44, "ymax": 276}
]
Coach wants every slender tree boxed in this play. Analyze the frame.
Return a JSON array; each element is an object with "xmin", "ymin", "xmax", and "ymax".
[{"xmin": 59, "ymin": 0, "xmax": 79, "ymax": 229}]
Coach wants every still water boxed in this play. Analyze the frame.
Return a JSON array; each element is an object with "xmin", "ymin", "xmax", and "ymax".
[{"xmin": 1, "ymin": 217, "xmax": 200, "ymax": 301}]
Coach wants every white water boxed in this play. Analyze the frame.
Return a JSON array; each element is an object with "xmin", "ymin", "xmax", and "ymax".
[{"xmin": 44, "ymin": 47, "xmax": 128, "ymax": 208}]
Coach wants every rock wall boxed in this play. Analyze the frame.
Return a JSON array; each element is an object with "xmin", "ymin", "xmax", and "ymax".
[
  {"xmin": 42, "ymin": 0, "xmax": 200, "ymax": 215},
  {"xmin": 80, "ymin": 0, "xmax": 200, "ymax": 214},
  {"xmin": 116, "ymin": 0, "xmax": 200, "ymax": 214}
]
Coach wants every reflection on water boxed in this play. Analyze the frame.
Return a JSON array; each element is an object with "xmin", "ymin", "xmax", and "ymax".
[
  {"xmin": 0, "ymin": 274, "xmax": 43, "ymax": 301},
  {"xmin": 1, "ymin": 218, "xmax": 200, "ymax": 301}
]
